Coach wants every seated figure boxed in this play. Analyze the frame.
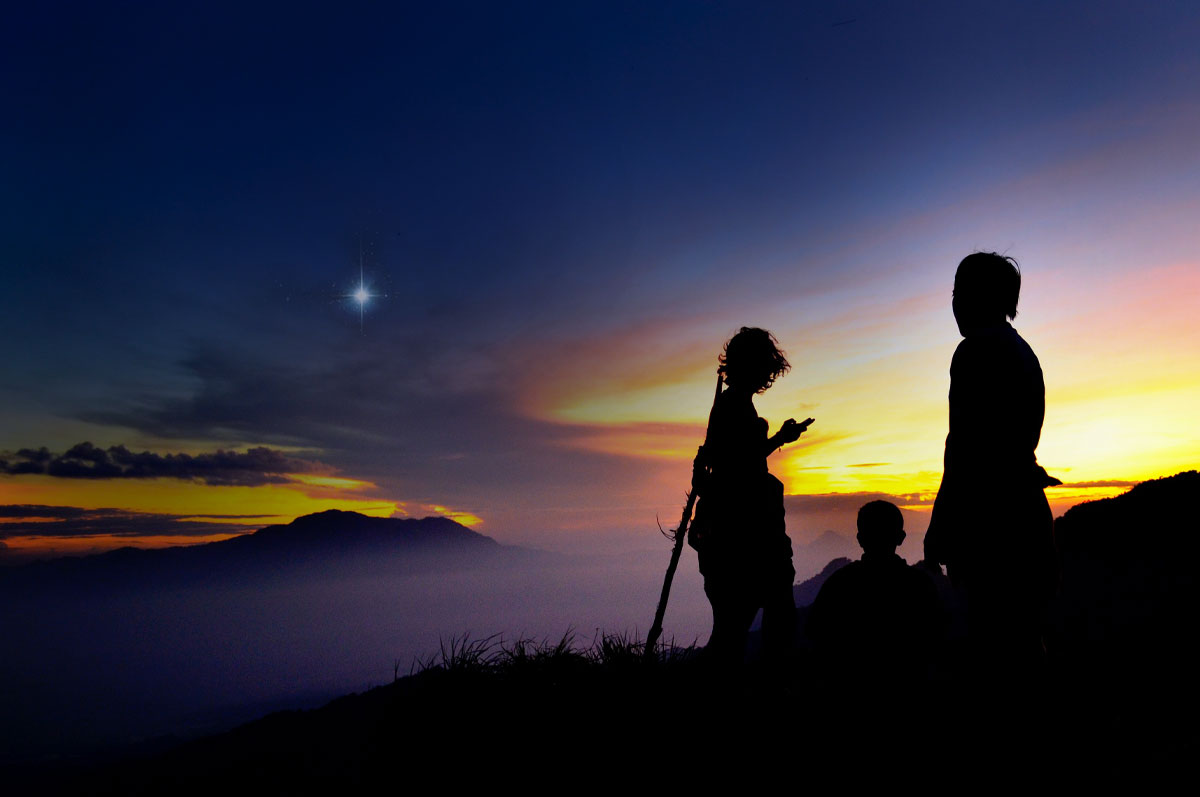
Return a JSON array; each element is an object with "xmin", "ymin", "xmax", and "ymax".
[{"xmin": 806, "ymin": 501, "xmax": 943, "ymax": 691}]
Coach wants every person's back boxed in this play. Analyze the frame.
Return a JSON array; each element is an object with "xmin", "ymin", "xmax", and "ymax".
[
  {"xmin": 926, "ymin": 253, "xmax": 1058, "ymax": 669},
  {"xmin": 807, "ymin": 501, "xmax": 942, "ymax": 690},
  {"xmin": 946, "ymin": 322, "xmax": 1044, "ymax": 483}
]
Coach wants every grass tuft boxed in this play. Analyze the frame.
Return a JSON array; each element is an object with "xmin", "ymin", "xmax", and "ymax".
[{"xmin": 405, "ymin": 628, "xmax": 697, "ymax": 686}]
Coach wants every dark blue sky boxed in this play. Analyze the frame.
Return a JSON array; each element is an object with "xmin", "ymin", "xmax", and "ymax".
[{"xmin": 4, "ymin": 2, "xmax": 1199, "ymax": 551}]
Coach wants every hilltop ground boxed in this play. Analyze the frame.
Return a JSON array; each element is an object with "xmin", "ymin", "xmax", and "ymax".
[{"xmin": 10, "ymin": 472, "xmax": 1200, "ymax": 792}]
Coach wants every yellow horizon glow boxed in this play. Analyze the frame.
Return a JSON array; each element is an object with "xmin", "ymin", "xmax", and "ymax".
[
  {"xmin": 391, "ymin": 502, "xmax": 484, "ymax": 528},
  {"xmin": 0, "ymin": 473, "xmax": 408, "ymax": 556},
  {"xmin": 288, "ymin": 474, "xmax": 376, "ymax": 490},
  {"xmin": 0, "ymin": 474, "xmax": 399, "ymax": 525},
  {"xmin": 427, "ymin": 506, "xmax": 484, "ymax": 527},
  {"xmin": 0, "ymin": 464, "xmax": 494, "ymax": 555},
  {"xmin": 533, "ymin": 258, "xmax": 1200, "ymax": 521},
  {"xmin": 2, "ymin": 255, "xmax": 1195, "ymax": 557}
]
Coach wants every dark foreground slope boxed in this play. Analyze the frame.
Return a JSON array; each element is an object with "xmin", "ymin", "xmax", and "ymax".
[
  {"xmin": 1046, "ymin": 470, "xmax": 1200, "ymax": 767},
  {"xmin": 1050, "ymin": 470, "xmax": 1200, "ymax": 674},
  {"xmin": 51, "ymin": 638, "xmax": 935, "ymax": 794},
  {"xmin": 13, "ymin": 476, "xmax": 1200, "ymax": 791},
  {"xmin": 60, "ymin": 627, "xmax": 1192, "ymax": 794}
]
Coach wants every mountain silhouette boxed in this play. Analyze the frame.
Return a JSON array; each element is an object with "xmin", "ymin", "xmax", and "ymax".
[
  {"xmin": 793, "ymin": 530, "xmax": 859, "ymax": 578},
  {"xmin": 793, "ymin": 556, "xmax": 852, "ymax": 607},
  {"xmin": 1049, "ymin": 470, "xmax": 1199, "ymax": 671},
  {"xmin": 215, "ymin": 510, "xmax": 499, "ymax": 556},
  {"xmin": 1054, "ymin": 470, "xmax": 1199, "ymax": 556},
  {"xmin": 0, "ymin": 510, "xmax": 517, "ymax": 593}
]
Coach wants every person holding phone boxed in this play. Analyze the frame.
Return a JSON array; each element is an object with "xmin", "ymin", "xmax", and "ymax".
[{"xmin": 690, "ymin": 326, "xmax": 814, "ymax": 677}]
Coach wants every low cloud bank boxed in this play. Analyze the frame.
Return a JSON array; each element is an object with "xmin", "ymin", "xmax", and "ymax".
[
  {"xmin": 0, "ymin": 504, "xmax": 263, "ymax": 540},
  {"xmin": 1, "ymin": 443, "xmax": 330, "ymax": 486}
]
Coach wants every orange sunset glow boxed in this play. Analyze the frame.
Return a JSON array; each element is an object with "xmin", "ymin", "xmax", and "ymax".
[
  {"xmin": 5, "ymin": 246, "xmax": 1198, "ymax": 559},
  {"xmin": 2, "ymin": 4, "xmax": 1198, "ymax": 564}
]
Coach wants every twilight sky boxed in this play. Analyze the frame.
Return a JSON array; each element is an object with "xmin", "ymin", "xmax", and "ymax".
[{"xmin": 3, "ymin": 1, "xmax": 1199, "ymax": 558}]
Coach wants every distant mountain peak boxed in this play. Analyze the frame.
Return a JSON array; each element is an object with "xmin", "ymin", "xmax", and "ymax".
[
  {"xmin": 1, "ymin": 508, "xmax": 507, "ymax": 585},
  {"xmin": 246, "ymin": 510, "xmax": 496, "ymax": 549},
  {"xmin": 300, "ymin": 508, "xmax": 359, "ymax": 519}
]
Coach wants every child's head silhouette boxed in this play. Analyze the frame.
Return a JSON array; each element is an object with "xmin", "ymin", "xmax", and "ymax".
[{"xmin": 856, "ymin": 500, "xmax": 905, "ymax": 554}]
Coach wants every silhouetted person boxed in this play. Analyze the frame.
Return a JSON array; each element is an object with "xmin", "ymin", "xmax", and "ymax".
[
  {"xmin": 806, "ymin": 501, "xmax": 942, "ymax": 693},
  {"xmin": 690, "ymin": 327, "xmax": 813, "ymax": 677},
  {"xmin": 924, "ymin": 252, "xmax": 1059, "ymax": 677}
]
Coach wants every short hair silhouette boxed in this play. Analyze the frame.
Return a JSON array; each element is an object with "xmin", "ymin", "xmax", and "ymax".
[
  {"xmin": 954, "ymin": 252, "xmax": 1021, "ymax": 320},
  {"xmin": 856, "ymin": 500, "xmax": 905, "ymax": 553},
  {"xmin": 717, "ymin": 326, "xmax": 790, "ymax": 393},
  {"xmin": 806, "ymin": 499, "xmax": 942, "ymax": 695}
]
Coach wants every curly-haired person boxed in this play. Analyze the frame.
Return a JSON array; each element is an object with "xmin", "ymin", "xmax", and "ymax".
[{"xmin": 690, "ymin": 327, "xmax": 814, "ymax": 678}]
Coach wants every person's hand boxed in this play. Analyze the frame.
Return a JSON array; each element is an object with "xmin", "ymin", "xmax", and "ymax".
[
  {"xmin": 777, "ymin": 417, "xmax": 814, "ymax": 445},
  {"xmin": 915, "ymin": 558, "xmax": 944, "ymax": 577},
  {"xmin": 923, "ymin": 518, "xmax": 948, "ymax": 566}
]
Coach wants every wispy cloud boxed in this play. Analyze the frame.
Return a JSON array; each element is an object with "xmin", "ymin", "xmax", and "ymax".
[
  {"xmin": 780, "ymin": 489, "xmax": 939, "ymax": 567},
  {"xmin": 0, "ymin": 505, "xmax": 268, "ymax": 538},
  {"xmin": 785, "ymin": 490, "xmax": 934, "ymax": 514},
  {"xmin": 1051, "ymin": 479, "xmax": 1140, "ymax": 489},
  {"xmin": 64, "ymin": 346, "xmax": 687, "ymax": 546}
]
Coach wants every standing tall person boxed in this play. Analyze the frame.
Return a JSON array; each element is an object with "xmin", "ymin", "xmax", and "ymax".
[
  {"xmin": 689, "ymin": 327, "xmax": 813, "ymax": 678},
  {"xmin": 924, "ymin": 253, "xmax": 1059, "ymax": 675}
]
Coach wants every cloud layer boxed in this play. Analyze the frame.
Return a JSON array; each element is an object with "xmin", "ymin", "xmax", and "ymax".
[
  {"xmin": 0, "ymin": 505, "xmax": 265, "ymax": 538},
  {"xmin": 1, "ymin": 443, "xmax": 330, "ymax": 486}
]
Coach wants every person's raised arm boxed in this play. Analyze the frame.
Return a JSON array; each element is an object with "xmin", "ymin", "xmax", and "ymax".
[{"xmin": 765, "ymin": 417, "xmax": 815, "ymax": 456}]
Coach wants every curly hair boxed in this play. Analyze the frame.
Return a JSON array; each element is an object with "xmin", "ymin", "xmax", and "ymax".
[{"xmin": 718, "ymin": 327, "xmax": 791, "ymax": 393}]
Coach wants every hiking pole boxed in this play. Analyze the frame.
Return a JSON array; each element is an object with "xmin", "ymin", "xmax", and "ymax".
[{"xmin": 644, "ymin": 369, "xmax": 723, "ymax": 661}]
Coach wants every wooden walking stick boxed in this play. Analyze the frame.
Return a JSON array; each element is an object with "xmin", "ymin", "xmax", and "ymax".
[{"xmin": 644, "ymin": 369, "xmax": 724, "ymax": 661}]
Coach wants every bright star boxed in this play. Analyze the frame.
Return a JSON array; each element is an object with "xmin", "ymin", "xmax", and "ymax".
[
  {"xmin": 337, "ymin": 240, "xmax": 388, "ymax": 332},
  {"xmin": 346, "ymin": 270, "xmax": 375, "ymax": 331}
]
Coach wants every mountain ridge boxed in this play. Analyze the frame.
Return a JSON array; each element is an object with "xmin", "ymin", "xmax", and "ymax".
[{"xmin": 0, "ymin": 510, "xmax": 515, "ymax": 589}]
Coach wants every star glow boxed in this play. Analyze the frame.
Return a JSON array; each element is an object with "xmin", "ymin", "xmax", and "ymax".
[
  {"xmin": 340, "ymin": 253, "xmax": 385, "ymax": 332},
  {"xmin": 349, "ymin": 274, "xmax": 375, "ymax": 330}
]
